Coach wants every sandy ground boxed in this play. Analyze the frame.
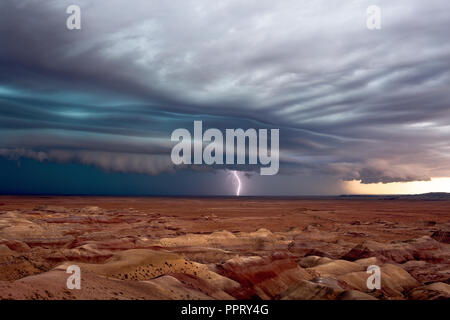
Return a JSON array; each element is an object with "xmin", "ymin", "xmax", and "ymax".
[{"xmin": 0, "ymin": 196, "xmax": 449, "ymax": 300}]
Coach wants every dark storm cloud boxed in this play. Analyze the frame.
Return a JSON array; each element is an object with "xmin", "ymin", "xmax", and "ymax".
[{"xmin": 1, "ymin": 0, "xmax": 450, "ymax": 194}]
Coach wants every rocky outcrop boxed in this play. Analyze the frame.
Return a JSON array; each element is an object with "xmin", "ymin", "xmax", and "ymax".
[
  {"xmin": 0, "ymin": 198, "xmax": 449, "ymax": 300},
  {"xmin": 342, "ymin": 236, "xmax": 449, "ymax": 264},
  {"xmin": 406, "ymin": 282, "xmax": 450, "ymax": 300},
  {"xmin": 215, "ymin": 253, "xmax": 312, "ymax": 299}
]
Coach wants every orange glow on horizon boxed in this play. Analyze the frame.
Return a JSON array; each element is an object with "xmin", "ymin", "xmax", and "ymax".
[{"xmin": 344, "ymin": 177, "xmax": 450, "ymax": 195}]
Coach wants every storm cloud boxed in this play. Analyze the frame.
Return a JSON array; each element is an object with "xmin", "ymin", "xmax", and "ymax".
[{"xmin": 1, "ymin": 0, "xmax": 449, "ymax": 194}]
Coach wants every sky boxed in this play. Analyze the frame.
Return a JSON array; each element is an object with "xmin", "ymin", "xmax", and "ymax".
[{"xmin": 1, "ymin": 0, "xmax": 450, "ymax": 196}]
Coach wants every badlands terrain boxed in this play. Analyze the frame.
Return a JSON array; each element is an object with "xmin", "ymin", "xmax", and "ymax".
[{"xmin": 0, "ymin": 196, "xmax": 449, "ymax": 300}]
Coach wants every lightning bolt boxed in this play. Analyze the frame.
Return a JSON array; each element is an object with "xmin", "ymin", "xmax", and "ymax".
[{"xmin": 232, "ymin": 170, "xmax": 241, "ymax": 196}]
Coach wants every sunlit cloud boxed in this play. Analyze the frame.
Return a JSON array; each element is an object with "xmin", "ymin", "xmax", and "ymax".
[{"xmin": 344, "ymin": 177, "xmax": 450, "ymax": 195}]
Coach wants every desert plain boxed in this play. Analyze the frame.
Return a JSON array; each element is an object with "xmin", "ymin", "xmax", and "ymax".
[{"xmin": 0, "ymin": 196, "xmax": 449, "ymax": 300}]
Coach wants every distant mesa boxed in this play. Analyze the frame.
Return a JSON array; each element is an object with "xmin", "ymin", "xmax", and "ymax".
[{"xmin": 339, "ymin": 192, "xmax": 450, "ymax": 200}]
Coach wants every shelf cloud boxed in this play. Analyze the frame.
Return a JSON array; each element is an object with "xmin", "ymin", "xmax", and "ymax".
[{"xmin": 1, "ymin": 0, "xmax": 449, "ymax": 194}]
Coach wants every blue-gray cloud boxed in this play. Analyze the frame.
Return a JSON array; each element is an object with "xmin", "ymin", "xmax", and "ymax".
[{"xmin": 1, "ymin": 0, "xmax": 450, "ymax": 195}]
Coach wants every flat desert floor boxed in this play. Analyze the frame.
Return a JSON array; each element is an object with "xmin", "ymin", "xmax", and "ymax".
[{"xmin": 0, "ymin": 196, "xmax": 449, "ymax": 300}]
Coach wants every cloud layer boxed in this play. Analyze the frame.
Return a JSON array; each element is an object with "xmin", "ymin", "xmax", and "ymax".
[{"xmin": 1, "ymin": 0, "xmax": 450, "ymax": 194}]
